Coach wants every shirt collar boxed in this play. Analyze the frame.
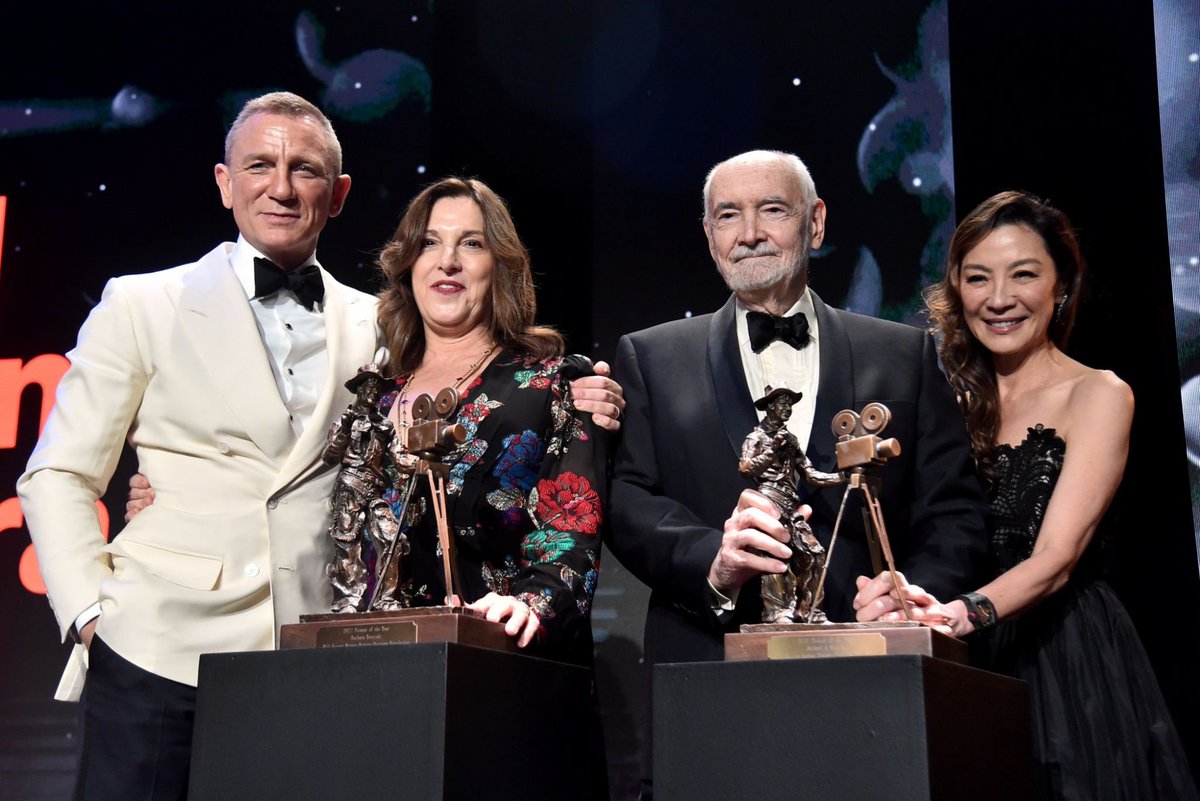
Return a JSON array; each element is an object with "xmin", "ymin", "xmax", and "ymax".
[{"xmin": 229, "ymin": 235, "xmax": 321, "ymax": 301}]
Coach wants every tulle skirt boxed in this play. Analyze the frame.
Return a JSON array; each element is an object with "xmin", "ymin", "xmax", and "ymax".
[{"xmin": 975, "ymin": 580, "xmax": 1198, "ymax": 801}]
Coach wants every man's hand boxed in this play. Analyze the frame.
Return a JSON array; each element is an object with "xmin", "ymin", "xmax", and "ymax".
[
  {"xmin": 569, "ymin": 360, "xmax": 626, "ymax": 432},
  {"xmin": 468, "ymin": 592, "xmax": 542, "ymax": 647},
  {"xmin": 79, "ymin": 618, "xmax": 98, "ymax": 650},
  {"xmin": 125, "ymin": 473, "xmax": 155, "ymax": 523},
  {"xmin": 707, "ymin": 489, "xmax": 797, "ymax": 595}
]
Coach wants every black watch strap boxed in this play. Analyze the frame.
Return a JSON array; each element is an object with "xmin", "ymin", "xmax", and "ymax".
[{"xmin": 955, "ymin": 591, "xmax": 998, "ymax": 629}]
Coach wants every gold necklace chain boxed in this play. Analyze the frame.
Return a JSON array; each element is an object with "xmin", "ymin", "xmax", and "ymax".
[{"xmin": 396, "ymin": 343, "xmax": 497, "ymax": 426}]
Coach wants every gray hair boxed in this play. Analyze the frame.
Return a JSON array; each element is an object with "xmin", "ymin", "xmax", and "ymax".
[
  {"xmin": 701, "ymin": 150, "xmax": 818, "ymax": 221},
  {"xmin": 223, "ymin": 91, "xmax": 343, "ymax": 175}
]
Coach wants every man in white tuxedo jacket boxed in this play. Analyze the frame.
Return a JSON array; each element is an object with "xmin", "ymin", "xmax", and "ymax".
[
  {"xmin": 17, "ymin": 91, "xmax": 372, "ymax": 801},
  {"xmin": 19, "ymin": 91, "xmax": 625, "ymax": 801}
]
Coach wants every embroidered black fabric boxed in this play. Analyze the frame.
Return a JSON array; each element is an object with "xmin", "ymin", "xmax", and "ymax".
[{"xmin": 973, "ymin": 425, "xmax": 1197, "ymax": 801}]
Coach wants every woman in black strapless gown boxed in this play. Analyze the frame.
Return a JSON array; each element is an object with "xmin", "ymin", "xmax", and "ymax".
[
  {"xmin": 855, "ymin": 191, "xmax": 1197, "ymax": 800},
  {"xmin": 981, "ymin": 423, "xmax": 1194, "ymax": 800}
]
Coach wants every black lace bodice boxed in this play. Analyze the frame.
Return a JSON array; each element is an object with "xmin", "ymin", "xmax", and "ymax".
[{"xmin": 987, "ymin": 424, "xmax": 1065, "ymax": 574}]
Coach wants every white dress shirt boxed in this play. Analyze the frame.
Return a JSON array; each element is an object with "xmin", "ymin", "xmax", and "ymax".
[
  {"xmin": 709, "ymin": 288, "xmax": 822, "ymax": 615},
  {"xmin": 734, "ymin": 288, "xmax": 821, "ymax": 451},
  {"xmin": 229, "ymin": 236, "xmax": 329, "ymax": 438}
]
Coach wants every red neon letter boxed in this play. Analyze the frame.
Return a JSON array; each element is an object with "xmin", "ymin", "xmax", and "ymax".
[
  {"xmin": 0, "ymin": 355, "xmax": 70, "ymax": 449},
  {"xmin": 0, "ymin": 195, "xmax": 7, "ymax": 285},
  {"xmin": 4, "ymin": 497, "xmax": 111, "ymax": 596}
]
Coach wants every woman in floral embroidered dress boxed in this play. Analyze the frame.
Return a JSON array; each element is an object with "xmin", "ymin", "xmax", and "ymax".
[
  {"xmin": 374, "ymin": 176, "xmax": 607, "ymax": 666},
  {"xmin": 854, "ymin": 191, "xmax": 1196, "ymax": 800}
]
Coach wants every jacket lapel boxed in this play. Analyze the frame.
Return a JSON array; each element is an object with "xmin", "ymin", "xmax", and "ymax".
[
  {"xmin": 273, "ymin": 272, "xmax": 378, "ymax": 490},
  {"xmin": 175, "ymin": 244, "xmax": 296, "ymax": 464},
  {"xmin": 808, "ymin": 291, "xmax": 854, "ymax": 472},
  {"xmin": 707, "ymin": 294, "xmax": 759, "ymax": 459}
]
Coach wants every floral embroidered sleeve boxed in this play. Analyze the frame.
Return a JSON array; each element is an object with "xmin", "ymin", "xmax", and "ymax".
[{"xmin": 510, "ymin": 359, "xmax": 606, "ymax": 640}]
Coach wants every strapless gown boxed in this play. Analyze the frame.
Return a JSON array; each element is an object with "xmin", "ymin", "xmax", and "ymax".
[{"xmin": 975, "ymin": 424, "xmax": 1197, "ymax": 800}]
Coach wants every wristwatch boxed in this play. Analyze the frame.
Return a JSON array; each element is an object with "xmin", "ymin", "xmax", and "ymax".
[{"xmin": 955, "ymin": 591, "xmax": 998, "ymax": 629}]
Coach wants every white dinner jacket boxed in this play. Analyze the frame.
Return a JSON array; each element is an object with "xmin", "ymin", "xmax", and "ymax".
[{"xmin": 17, "ymin": 242, "xmax": 379, "ymax": 688}]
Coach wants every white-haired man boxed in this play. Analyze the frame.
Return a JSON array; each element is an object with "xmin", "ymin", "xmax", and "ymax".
[{"xmin": 608, "ymin": 150, "xmax": 988, "ymax": 794}]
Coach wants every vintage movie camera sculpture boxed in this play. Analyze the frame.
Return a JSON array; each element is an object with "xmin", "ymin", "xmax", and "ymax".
[{"xmin": 812, "ymin": 401, "xmax": 912, "ymax": 621}]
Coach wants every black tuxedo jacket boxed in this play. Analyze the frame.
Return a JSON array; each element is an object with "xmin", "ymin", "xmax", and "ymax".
[{"xmin": 609, "ymin": 291, "xmax": 988, "ymax": 666}]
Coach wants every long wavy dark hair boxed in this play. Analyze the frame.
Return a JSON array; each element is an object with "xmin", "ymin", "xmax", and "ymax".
[
  {"xmin": 924, "ymin": 190, "xmax": 1085, "ymax": 491},
  {"xmin": 376, "ymin": 177, "xmax": 564, "ymax": 375}
]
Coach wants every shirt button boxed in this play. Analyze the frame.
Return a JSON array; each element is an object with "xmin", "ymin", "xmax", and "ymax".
[
  {"xmin": 287, "ymin": 368, "xmax": 294, "ymax": 376},
  {"xmin": 267, "ymin": 499, "xmax": 279, "ymax": 510},
  {"xmin": 216, "ymin": 441, "xmax": 231, "ymax": 454},
  {"xmin": 244, "ymin": 564, "xmax": 260, "ymax": 577},
  {"xmin": 285, "ymin": 323, "xmax": 293, "ymax": 330}
]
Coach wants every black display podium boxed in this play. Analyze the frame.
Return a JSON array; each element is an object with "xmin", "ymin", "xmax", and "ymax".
[
  {"xmin": 654, "ymin": 655, "xmax": 1035, "ymax": 801},
  {"xmin": 189, "ymin": 642, "xmax": 593, "ymax": 801}
]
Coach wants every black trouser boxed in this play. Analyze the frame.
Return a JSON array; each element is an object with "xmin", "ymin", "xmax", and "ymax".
[{"xmin": 74, "ymin": 636, "xmax": 197, "ymax": 801}]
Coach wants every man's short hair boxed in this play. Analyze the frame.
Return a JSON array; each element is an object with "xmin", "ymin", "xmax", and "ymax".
[
  {"xmin": 701, "ymin": 150, "xmax": 818, "ymax": 222},
  {"xmin": 224, "ymin": 91, "xmax": 344, "ymax": 175}
]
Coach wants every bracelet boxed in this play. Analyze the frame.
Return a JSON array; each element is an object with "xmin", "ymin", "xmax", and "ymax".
[{"xmin": 955, "ymin": 591, "xmax": 998, "ymax": 629}]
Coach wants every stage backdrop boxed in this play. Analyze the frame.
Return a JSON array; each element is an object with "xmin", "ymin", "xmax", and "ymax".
[{"xmin": 2, "ymin": 2, "xmax": 1196, "ymax": 799}]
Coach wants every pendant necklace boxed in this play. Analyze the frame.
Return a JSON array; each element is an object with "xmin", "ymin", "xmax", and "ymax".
[{"xmin": 396, "ymin": 343, "xmax": 497, "ymax": 428}]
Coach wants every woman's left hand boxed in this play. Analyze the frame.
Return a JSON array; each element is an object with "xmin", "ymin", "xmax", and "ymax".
[
  {"xmin": 468, "ymin": 592, "xmax": 542, "ymax": 647},
  {"xmin": 569, "ymin": 360, "xmax": 626, "ymax": 432}
]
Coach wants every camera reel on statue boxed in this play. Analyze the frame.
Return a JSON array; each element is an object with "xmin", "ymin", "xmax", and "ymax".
[
  {"xmin": 816, "ymin": 401, "xmax": 913, "ymax": 620},
  {"xmin": 832, "ymin": 402, "xmax": 901, "ymax": 472},
  {"xmin": 401, "ymin": 386, "xmax": 468, "ymax": 602},
  {"xmin": 407, "ymin": 387, "xmax": 467, "ymax": 479}
]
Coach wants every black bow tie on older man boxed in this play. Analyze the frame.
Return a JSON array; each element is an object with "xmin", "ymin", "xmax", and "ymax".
[
  {"xmin": 746, "ymin": 310, "xmax": 810, "ymax": 353},
  {"xmin": 253, "ymin": 257, "xmax": 325, "ymax": 311}
]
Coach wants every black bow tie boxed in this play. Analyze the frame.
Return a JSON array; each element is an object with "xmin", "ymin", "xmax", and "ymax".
[
  {"xmin": 746, "ymin": 310, "xmax": 810, "ymax": 353},
  {"xmin": 253, "ymin": 257, "xmax": 324, "ymax": 311}
]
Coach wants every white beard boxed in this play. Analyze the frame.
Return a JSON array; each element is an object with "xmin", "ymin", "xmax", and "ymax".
[{"xmin": 717, "ymin": 225, "xmax": 812, "ymax": 294}]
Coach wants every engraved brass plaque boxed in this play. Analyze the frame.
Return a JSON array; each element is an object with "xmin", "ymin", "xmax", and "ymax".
[
  {"xmin": 315, "ymin": 621, "xmax": 418, "ymax": 648},
  {"xmin": 766, "ymin": 632, "xmax": 888, "ymax": 660}
]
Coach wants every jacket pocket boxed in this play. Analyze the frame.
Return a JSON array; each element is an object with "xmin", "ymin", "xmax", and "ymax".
[{"xmin": 103, "ymin": 537, "xmax": 223, "ymax": 590}]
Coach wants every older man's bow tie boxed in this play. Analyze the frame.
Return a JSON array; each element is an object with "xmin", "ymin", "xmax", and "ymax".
[
  {"xmin": 747, "ymin": 310, "xmax": 810, "ymax": 353},
  {"xmin": 253, "ymin": 257, "xmax": 324, "ymax": 311}
]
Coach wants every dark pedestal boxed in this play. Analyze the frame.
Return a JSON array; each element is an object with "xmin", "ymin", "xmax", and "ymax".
[
  {"xmin": 654, "ymin": 655, "xmax": 1035, "ymax": 801},
  {"xmin": 189, "ymin": 642, "xmax": 592, "ymax": 801}
]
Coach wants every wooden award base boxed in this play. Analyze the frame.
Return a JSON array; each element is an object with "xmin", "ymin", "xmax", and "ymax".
[
  {"xmin": 725, "ymin": 620, "xmax": 966, "ymax": 664},
  {"xmin": 278, "ymin": 605, "xmax": 518, "ymax": 653}
]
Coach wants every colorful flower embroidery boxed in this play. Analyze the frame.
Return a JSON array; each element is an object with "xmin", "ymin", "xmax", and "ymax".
[
  {"xmin": 522, "ymin": 528, "xmax": 578, "ymax": 564},
  {"xmin": 581, "ymin": 568, "xmax": 598, "ymax": 613},
  {"xmin": 457, "ymin": 392, "xmax": 503, "ymax": 428},
  {"xmin": 487, "ymin": 429, "xmax": 547, "ymax": 527},
  {"xmin": 492, "ymin": 430, "xmax": 545, "ymax": 493},
  {"xmin": 447, "ymin": 439, "xmax": 488, "ymax": 495},
  {"xmin": 481, "ymin": 558, "xmax": 519, "ymax": 597},
  {"xmin": 514, "ymin": 356, "xmax": 562, "ymax": 390},
  {"xmin": 517, "ymin": 590, "xmax": 555, "ymax": 622},
  {"xmin": 531, "ymin": 472, "xmax": 601, "ymax": 534}
]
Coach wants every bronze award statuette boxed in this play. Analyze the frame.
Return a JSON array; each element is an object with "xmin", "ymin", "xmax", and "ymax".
[
  {"xmin": 279, "ymin": 356, "xmax": 514, "ymax": 653},
  {"xmin": 726, "ymin": 395, "xmax": 965, "ymax": 664}
]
